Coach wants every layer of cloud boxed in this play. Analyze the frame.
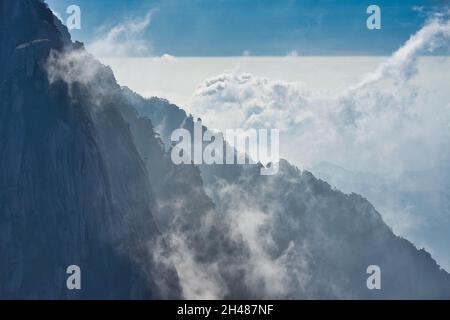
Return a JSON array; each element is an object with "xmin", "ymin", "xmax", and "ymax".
[{"xmin": 190, "ymin": 14, "xmax": 450, "ymax": 174}]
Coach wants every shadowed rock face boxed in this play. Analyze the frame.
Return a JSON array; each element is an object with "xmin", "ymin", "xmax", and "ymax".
[{"xmin": 0, "ymin": 0, "xmax": 180, "ymax": 299}]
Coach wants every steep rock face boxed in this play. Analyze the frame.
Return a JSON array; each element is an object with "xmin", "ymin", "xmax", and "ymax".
[
  {"xmin": 122, "ymin": 90, "xmax": 450, "ymax": 299},
  {"xmin": 0, "ymin": 0, "xmax": 180, "ymax": 299},
  {"xmin": 116, "ymin": 93, "xmax": 252, "ymax": 299}
]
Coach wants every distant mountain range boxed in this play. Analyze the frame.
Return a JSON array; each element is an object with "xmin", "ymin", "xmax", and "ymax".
[
  {"xmin": 311, "ymin": 161, "xmax": 450, "ymax": 271},
  {"xmin": 1, "ymin": 0, "xmax": 449, "ymax": 299}
]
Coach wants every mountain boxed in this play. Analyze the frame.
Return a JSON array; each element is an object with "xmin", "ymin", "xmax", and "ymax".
[
  {"xmin": 0, "ymin": 0, "xmax": 179, "ymax": 299},
  {"xmin": 1, "ymin": 0, "xmax": 450, "ymax": 299},
  {"xmin": 123, "ymin": 90, "xmax": 450, "ymax": 299},
  {"xmin": 311, "ymin": 161, "xmax": 450, "ymax": 272}
]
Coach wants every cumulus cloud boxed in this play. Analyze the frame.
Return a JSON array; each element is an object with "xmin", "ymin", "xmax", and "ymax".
[
  {"xmin": 88, "ymin": 10, "xmax": 157, "ymax": 58},
  {"xmin": 188, "ymin": 13, "xmax": 450, "ymax": 269}
]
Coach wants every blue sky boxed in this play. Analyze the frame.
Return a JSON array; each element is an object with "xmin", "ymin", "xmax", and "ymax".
[{"xmin": 45, "ymin": 0, "xmax": 449, "ymax": 55}]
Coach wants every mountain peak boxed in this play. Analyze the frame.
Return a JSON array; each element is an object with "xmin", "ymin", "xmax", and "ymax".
[{"xmin": 0, "ymin": 0, "xmax": 71, "ymax": 80}]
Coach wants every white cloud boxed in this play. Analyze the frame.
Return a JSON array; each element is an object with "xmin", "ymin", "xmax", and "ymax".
[
  {"xmin": 154, "ymin": 232, "xmax": 227, "ymax": 299},
  {"xmin": 88, "ymin": 9, "xmax": 157, "ymax": 58},
  {"xmin": 200, "ymin": 180, "xmax": 308, "ymax": 298},
  {"xmin": 46, "ymin": 49, "xmax": 103, "ymax": 86},
  {"xmin": 45, "ymin": 48, "xmax": 118, "ymax": 109},
  {"xmin": 221, "ymin": 186, "xmax": 291, "ymax": 296},
  {"xmin": 349, "ymin": 15, "xmax": 450, "ymax": 91}
]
